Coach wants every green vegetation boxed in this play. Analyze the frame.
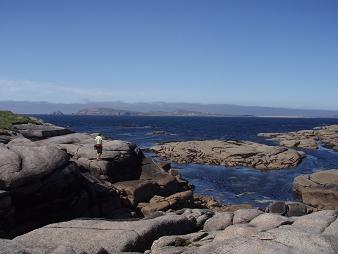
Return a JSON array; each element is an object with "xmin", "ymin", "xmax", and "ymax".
[{"xmin": 0, "ymin": 111, "xmax": 40, "ymax": 134}]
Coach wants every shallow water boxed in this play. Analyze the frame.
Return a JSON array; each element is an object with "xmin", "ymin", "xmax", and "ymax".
[{"xmin": 36, "ymin": 115, "xmax": 338, "ymax": 207}]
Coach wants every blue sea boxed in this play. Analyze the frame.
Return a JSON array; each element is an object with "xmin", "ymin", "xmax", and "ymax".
[{"xmin": 36, "ymin": 115, "xmax": 338, "ymax": 208}]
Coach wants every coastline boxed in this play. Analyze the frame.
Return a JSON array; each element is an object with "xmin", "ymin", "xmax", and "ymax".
[{"xmin": 0, "ymin": 114, "xmax": 337, "ymax": 253}]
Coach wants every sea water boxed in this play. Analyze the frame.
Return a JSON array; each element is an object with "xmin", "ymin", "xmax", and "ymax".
[{"xmin": 36, "ymin": 115, "xmax": 338, "ymax": 207}]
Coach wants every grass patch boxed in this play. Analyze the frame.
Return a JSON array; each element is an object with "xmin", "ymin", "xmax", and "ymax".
[{"xmin": 0, "ymin": 111, "xmax": 41, "ymax": 134}]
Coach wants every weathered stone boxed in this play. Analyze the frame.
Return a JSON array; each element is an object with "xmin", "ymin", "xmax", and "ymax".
[
  {"xmin": 259, "ymin": 124, "xmax": 338, "ymax": 152},
  {"xmin": 14, "ymin": 123, "xmax": 73, "ymax": 139},
  {"xmin": 249, "ymin": 213, "xmax": 294, "ymax": 231},
  {"xmin": 112, "ymin": 180, "xmax": 160, "ymax": 205},
  {"xmin": 0, "ymin": 135, "xmax": 12, "ymax": 144},
  {"xmin": 194, "ymin": 226, "xmax": 338, "ymax": 254},
  {"xmin": 152, "ymin": 140, "xmax": 305, "ymax": 170},
  {"xmin": 323, "ymin": 218, "xmax": 338, "ymax": 235},
  {"xmin": 196, "ymin": 214, "xmax": 212, "ymax": 228},
  {"xmin": 292, "ymin": 210, "xmax": 337, "ymax": 233},
  {"xmin": 149, "ymin": 210, "xmax": 338, "ymax": 254},
  {"xmin": 293, "ymin": 169, "xmax": 338, "ymax": 210},
  {"xmin": 140, "ymin": 158, "xmax": 181, "ymax": 196},
  {"xmin": 0, "ymin": 144, "xmax": 69, "ymax": 190},
  {"xmin": 285, "ymin": 202, "xmax": 313, "ymax": 217},
  {"xmin": 7, "ymin": 137, "xmax": 36, "ymax": 147},
  {"xmin": 317, "ymin": 125, "xmax": 338, "ymax": 151},
  {"xmin": 140, "ymin": 190, "xmax": 193, "ymax": 216},
  {"xmin": 233, "ymin": 209, "xmax": 263, "ymax": 224},
  {"xmin": 13, "ymin": 214, "xmax": 196, "ymax": 253},
  {"xmin": 213, "ymin": 224, "xmax": 260, "ymax": 241},
  {"xmin": 0, "ymin": 239, "xmax": 47, "ymax": 254},
  {"xmin": 36, "ymin": 132, "xmax": 95, "ymax": 145},
  {"xmin": 151, "ymin": 232, "xmax": 208, "ymax": 252},
  {"xmin": 203, "ymin": 212, "xmax": 233, "ymax": 231},
  {"xmin": 178, "ymin": 209, "xmax": 214, "ymax": 228},
  {"xmin": 266, "ymin": 201, "xmax": 287, "ymax": 215}
]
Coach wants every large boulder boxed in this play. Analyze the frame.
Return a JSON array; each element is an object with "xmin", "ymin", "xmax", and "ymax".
[
  {"xmin": 203, "ymin": 212, "xmax": 234, "ymax": 231},
  {"xmin": 139, "ymin": 190, "xmax": 194, "ymax": 216},
  {"xmin": 152, "ymin": 140, "xmax": 305, "ymax": 170},
  {"xmin": 249, "ymin": 213, "xmax": 294, "ymax": 231},
  {"xmin": 293, "ymin": 169, "xmax": 338, "ymax": 210},
  {"xmin": 0, "ymin": 142, "xmax": 123, "ymax": 238},
  {"xmin": 32, "ymin": 133, "xmax": 145, "ymax": 183},
  {"xmin": 10, "ymin": 214, "xmax": 197, "ymax": 253},
  {"xmin": 112, "ymin": 180, "xmax": 160, "ymax": 206},
  {"xmin": 140, "ymin": 158, "xmax": 181, "ymax": 196},
  {"xmin": 292, "ymin": 210, "xmax": 337, "ymax": 233},
  {"xmin": 0, "ymin": 144, "xmax": 69, "ymax": 191},
  {"xmin": 213, "ymin": 224, "xmax": 260, "ymax": 241},
  {"xmin": 233, "ymin": 208, "xmax": 263, "ymax": 224}
]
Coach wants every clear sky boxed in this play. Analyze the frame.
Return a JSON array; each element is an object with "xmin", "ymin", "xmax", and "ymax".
[{"xmin": 0, "ymin": 0, "xmax": 337, "ymax": 109}]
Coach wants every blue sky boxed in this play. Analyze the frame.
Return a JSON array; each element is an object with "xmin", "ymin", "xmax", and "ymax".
[{"xmin": 0, "ymin": 0, "xmax": 337, "ymax": 109}]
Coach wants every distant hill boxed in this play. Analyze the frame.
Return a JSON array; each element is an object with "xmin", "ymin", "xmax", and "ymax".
[
  {"xmin": 0, "ymin": 100, "xmax": 337, "ymax": 118},
  {"xmin": 77, "ymin": 108, "xmax": 138, "ymax": 116},
  {"xmin": 76, "ymin": 108, "xmax": 230, "ymax": 117}
]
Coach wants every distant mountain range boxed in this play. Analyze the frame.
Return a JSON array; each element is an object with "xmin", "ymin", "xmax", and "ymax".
[
  {"xmin": 76, "ymin": 107, "xmax": 230, "ymax": 117},
  {"xmin": 0, "ymin": 100, "xmax": 337, "ymax": 118}
]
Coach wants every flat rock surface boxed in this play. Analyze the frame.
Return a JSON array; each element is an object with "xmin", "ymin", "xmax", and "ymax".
[
  {"xmin": 152, "ymin": 140, "xmax": 305, "ymax": 169},
  {"xmin": 293, "ymin": 169, "xmax": 338, "ymax": 210},
  {"xmin": 258, "ymin": 124, "xmax": 338, "ymax": 151},
  {"xmin": 11, "ymin": 214, "xmax": 196, "ymax": 253},
  {"xmin": 13, "ymin": 123, "xmax": 73, "ymax": 139}
]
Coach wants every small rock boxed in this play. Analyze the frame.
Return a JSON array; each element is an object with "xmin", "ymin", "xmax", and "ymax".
[{"xmin": 266, "ymin": 201, "xmax": 287, "ymax": 215}]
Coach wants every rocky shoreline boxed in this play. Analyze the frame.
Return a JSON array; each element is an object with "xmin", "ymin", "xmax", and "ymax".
[
  {"xmin": 0, "ymin": 119, "xmax": 337, "ymax": 253},
  {"xmin": 258, "ymin": 124, "xmax": 338, "ymax": 150}
]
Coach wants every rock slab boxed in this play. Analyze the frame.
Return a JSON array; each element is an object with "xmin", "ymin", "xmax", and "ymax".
[
  {"xmin": 293, "ymin": 169, "xmax": 338, "ymax": 210},
  {"xmin": 11, "ymin": 214, "xmax": 196, "ymax": 253},
  {"xmin": 152, "ymin": 140, "xmax": 305, "ymax": 169}
]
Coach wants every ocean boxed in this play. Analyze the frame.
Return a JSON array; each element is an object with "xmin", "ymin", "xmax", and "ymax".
[{"xmin": 36, "ymin": 115, "xmax": 338, "ymax": 207}]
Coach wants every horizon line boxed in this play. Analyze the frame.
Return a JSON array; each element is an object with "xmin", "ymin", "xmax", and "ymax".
[{"xmin": 0, "ymin": 99, "xmax": 338, "ymax": 112}]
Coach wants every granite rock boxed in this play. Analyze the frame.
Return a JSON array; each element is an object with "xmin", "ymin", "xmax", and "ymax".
[
  {"xmin": 293, "ymin": 169, "xmax": 338, "ymax": 210},
  {"xmin": 152, "ymin": 140, "xmax": 305, "ymax": 170}
]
